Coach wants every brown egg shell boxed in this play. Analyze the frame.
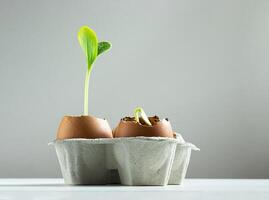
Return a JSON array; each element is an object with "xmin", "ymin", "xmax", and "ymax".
[
  {"xmin": 57, "ymin": 115, "xmax": 113, "ymax": 139},
  {"xmin": 113, "ymin": 116, "xmax": 174, "ymax": 138}
]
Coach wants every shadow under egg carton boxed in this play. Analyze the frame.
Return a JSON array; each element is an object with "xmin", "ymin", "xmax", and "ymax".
[{"xmin": 49, "ymin": 134, "xmax": 199, "ymax": 186}]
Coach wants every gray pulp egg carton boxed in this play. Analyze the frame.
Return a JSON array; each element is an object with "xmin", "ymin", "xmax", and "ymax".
[{"xmin": 49, "ymin": 133, "xmax": 199, "ymax": 185}]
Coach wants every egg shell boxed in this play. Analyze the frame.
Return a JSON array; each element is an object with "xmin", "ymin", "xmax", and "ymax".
[
  {"xmin": 113, "ymin": 116, "xmax": 174, "ymax": 138},
  {"xmin": 57, "ymin": 115, "xmax": 113, "ymax": 139}
]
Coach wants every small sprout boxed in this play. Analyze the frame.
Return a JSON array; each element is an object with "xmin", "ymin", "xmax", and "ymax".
[
  {"xmin": 78, "ymin": 26, "xmax": 111, "ymax": 115},
  {"xmin": 134, "ymin": 107, "xmax": 152, "ymax": 126}
]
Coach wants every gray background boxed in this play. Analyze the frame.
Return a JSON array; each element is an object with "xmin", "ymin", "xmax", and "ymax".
[{"xmin": 0, "ymin": 0, "xmax": 268, "ymax": 178}]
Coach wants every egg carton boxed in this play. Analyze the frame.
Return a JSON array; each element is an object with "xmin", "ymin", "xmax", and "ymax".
[{"xmin": 49, "ymin": 133, "xmax": 199, "ymax": 185}]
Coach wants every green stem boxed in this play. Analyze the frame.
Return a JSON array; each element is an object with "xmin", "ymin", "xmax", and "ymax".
[
  {"xmin": 134, "ymin": 107, "xmax": 152, "ymax": 126},
  {"xmin": 84, "ymin": 67, "xmax": 91, "ymax": 115}
]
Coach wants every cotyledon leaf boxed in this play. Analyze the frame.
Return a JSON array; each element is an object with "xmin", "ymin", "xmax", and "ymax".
[
  {"xmin": 98, "ymin": 41, "xmax": 111, "ymax": 56},
  {"xmin": 78, "ymin": 26, "xmax": 98, "ymax": 71}
]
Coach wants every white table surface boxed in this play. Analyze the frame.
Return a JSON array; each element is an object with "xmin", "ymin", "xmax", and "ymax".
[{"xmin": 0, "ymin": 179, "xmax": 268, "ymax": 200}]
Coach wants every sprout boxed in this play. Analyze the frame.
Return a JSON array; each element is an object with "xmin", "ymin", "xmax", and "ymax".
[
  {"xmin": 134, "ymin": 107, "xmax": 152, "ymax": 126},
  {"xmin": 78, "ymin": 26, "xmax": 111, "ymax": 115}
]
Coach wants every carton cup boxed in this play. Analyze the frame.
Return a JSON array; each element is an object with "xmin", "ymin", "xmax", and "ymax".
[
  {"xmin": 168, "ymin": 143, "xmax": 199, "ymax": 185},
  {"xmin": 51, "ymin": 139, "xmax": 113, "ymax": 185},
  {"xmin": 168, "ymin": 133, "xmax": 199, "ymax": 185},
  {"xmin": 112, "ymin": 137, "xmax": 177, "ymax": 186}
]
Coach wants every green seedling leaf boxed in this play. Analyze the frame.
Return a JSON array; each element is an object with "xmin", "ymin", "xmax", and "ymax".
[
  {"xmin": 98, "ymin": 41, "xmax": 111, "ymax": 56},
  {"xmin": 134, "ymin": 107, "xmax": 152, "ymax": 126},
  {"xmin": 78, "ymin": 26, "xmax": 98, "ymax": 70},
  {"xmin": 77, "ymin": 26, "xmax": 112, "ymax": 115},
  {"xmin": 78, "ymin": 26, "xmax": 98, "ymax": 115}
]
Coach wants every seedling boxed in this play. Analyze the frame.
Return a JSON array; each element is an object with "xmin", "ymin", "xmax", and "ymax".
[
  {"xmin": 134, "ymin": 107, "xmax": 152, "ymax": 126},
  {"xmin": 78, "ymin": 26, "xmax": 111, "ymax": 115}
]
